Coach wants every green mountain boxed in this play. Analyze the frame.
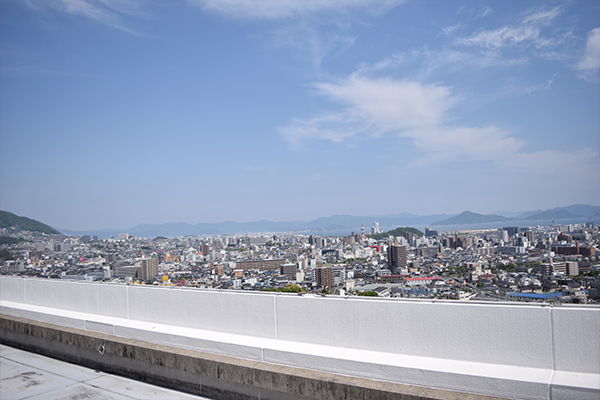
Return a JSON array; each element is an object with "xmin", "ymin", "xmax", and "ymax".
[
  {"xmin": 0, "ymin": 211, "xmax": 61, "ymax": 235},
  {"xmin": 524, "ymin": 209, "xmax": 581, "ymax": 221},
  {"xmin": 0, "ymin": 236, "xmax": 26, "ymax": 245},
  {"xmin": 368, "ymin": 226, "xmax": 424, "ymax": 240},
  {"xmin": 434, "ymin": 211, "xmax": 509, "ymax": 225}
]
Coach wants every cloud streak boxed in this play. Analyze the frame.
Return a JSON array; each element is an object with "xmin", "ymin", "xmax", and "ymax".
[
  {"xmin": 454, "ymin": 6, "xmax": 568, "ymax": 51},
  {"xmin": 268, "ymin": 21, "xmax": 357, "ymax": 68},
  {"xmin": 525, "ymin": 76, "xmax": 555, "ymax": 94},
  {"xmin": 279, "ymin": 72, "xmax": 597, "ymax": 179},
  {"xmin": 280, "ymin": 75, "xmax": 524, "ymax": 164},
  {"xmin": 191, "ymin": 1, "xmax": 403, "ymax": 70},
  {"xmin": 576, "ymin": 27, "xmax": 600, "ymax": 83},
  {"xmin": 280, "ymin": 76, "xmax": 457, "ymax": 148},
  {"xmin": 25, "ymin": 0, "xmax": 144, "ymax": 35},
  {"xmin": 191, "ymin": 0, "xmax": 403, "ymax": 20}
]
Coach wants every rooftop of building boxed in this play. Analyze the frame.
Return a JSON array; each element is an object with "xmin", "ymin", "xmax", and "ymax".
[{"xmin": 0, "ymin": 344, "xmax": 209, "ymax": 400}]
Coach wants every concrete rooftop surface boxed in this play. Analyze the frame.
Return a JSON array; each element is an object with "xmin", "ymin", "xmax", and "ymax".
[{"xmin": 0, "ymin": 344, "xmax": 210, "ymax": 400}]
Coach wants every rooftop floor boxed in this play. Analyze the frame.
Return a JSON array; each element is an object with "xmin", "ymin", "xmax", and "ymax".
[{"xmin": 0, "ymin": 344, "xmax": 209, "ymax": 399}]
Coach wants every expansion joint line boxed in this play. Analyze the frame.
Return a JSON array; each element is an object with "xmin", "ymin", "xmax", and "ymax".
[
  {"xmin": 549, "ymin": 306, "xmax": 556, "ymax": 400},
  {"xmin": 273, "ymin": 295, "xmax": 278, "ymax": 342}
]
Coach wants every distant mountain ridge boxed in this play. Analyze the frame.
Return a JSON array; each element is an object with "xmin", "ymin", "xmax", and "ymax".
[
  {"xmin": 7, "ymin": 203, "xmax": 599, "ymax": 239},
  {"xmin": 523, "ymin": 209, "xmax": 581, "ymax": 221},
  {"xmin": 59, "ymin": 213, "xmax": 454, "ymax": 238},
  {"xmin": 0, "ymin": 211, "xmax": 61, "ymax": 235},
  {"xmin": 432, "ymin": 204, "xmax": 600, "ymax": 226},
  {"xmin": 433, "ymin": 211, "xmax": 509, "ymax": 225}
]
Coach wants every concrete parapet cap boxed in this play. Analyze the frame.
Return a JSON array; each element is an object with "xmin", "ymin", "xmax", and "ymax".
[{"xmin": 1, "ymin": 276, "xmax": 599, "ymax": 400}]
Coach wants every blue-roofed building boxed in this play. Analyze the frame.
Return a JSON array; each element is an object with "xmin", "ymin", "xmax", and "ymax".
[{"xmin": 508, "ymin": 292, "xmax": 562, "ymax": 302}]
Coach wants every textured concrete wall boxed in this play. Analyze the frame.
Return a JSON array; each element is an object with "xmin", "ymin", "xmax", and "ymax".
[
  {"xmin": 0, "ymin": 314, "xmax": 508, "ymax": 400},
  {"xmin": 1, "ymin": 276, "xmax": 599, "ymax": 400}
]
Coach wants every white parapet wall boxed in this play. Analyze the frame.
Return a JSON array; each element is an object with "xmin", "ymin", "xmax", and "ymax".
[{"xmin": 0, "ymin": 276, "xmax": 598, "ymax": 400}]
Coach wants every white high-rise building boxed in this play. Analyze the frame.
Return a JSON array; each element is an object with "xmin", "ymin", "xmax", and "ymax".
[
  {"xmin": 371, "ymin": 221, "xmax": 380, "ymax": 234},
  {"xmin": 498, "ymin": 229, "xmax": 509, "ymax": 242}
]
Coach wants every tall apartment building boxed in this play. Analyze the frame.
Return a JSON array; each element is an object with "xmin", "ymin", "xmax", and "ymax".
[
  {"xmin": 116, "ymin": 266, "xmax": 139, "ymax": 279},
  {"xmin": 552, "ymin": 243, "xmax": 596, "ymax": 257},
  {"xmin": 200, "ymin": 245, "xmax": 210, "ymax": 256},
  {"xmin": 387, "ymin": 244, "xmax": 407, "ymax": 272},
  {"xmin": 315, "ymin": 266, "xmax": 333, "ymax": 289},
  {"xmin": 525, "ymin": 230, "xmax": 535, "ymax": 243},
  {"xmin": 236, "ymin": 259, "xmax": 286, "ymax": 271},
  {"xmin": 212, "ymin": 264, "xmax": 225, "ymax": 276},
  {"xmin": 371, "ymin": 222, "xmax": 380, "ymax": 235},
  {"xmin": 309, "ymin": 236, "xmax": 324, "ymax": 248},
  {"xmin": 504, "ymin": 227, "xmax": 521, "ymax": 237},
  {"xmin": 498, "ymin": 229, "xmax": 509, "ymax": 242},
  {"xmin": 140, "ymin": 257, "xmax": 159, "ymax": 281},
  {"xmin": 332, "ymin": 266, "xmax": 346, "ymax": 286},
  {"xmin": 553, "ymin": 261, "xmax": 579, "ymax": 276},
  {"xmin": 425, "ymin": 228, "xmax": 439, "ymax": 237},
  {"xmin": 415, "ymin": 246, "xmax": 440, "ymax": 257},
  {"xmin": 541, "ymin": 261, "xmax": 579, "ymax": 277},
  {"xmin": 280, "ymin": 263, "xmax": 297, "ymax": 278}
]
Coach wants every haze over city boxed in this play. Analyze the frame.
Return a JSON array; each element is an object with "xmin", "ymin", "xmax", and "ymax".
[{"xmin": 1, "ymin": 0, "xmax": 599, "ymax": 231}]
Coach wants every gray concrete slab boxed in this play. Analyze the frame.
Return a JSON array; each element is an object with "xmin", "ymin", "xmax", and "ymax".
[{"xmin": 0, "ymin": 344, "xmax": 210, "ymax": 400}]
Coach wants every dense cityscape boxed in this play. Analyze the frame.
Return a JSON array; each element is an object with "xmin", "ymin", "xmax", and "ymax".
[
  {"xmin": 2, "ymin": 220, "xmax": 598, "ymax": 304},
  {"xmin": 1, "ymin": 1, "xmax": 598, "ymax": 398}
]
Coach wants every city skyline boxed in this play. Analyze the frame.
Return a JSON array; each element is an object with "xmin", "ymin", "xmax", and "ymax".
[{"xmin": 1, "ymin": 0, "xmax": 599, "ymax": 231}]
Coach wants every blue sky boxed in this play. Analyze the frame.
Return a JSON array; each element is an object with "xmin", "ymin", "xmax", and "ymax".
[{"xmin": 1, "ymin": 0, "xmax": 599, "ymax": 231}]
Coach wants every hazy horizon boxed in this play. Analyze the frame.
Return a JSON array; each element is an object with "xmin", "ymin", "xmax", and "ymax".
[
  {"xmin": 1, "ymin": 1, "xmax": 599, "ymax": 231},
  {"xmin": 40, "ymin": 204, "xmax": 600, "ymax": 236}
]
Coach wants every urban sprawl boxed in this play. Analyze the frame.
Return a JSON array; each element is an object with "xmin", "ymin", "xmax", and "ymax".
[{"xmin": 1, "ymin": 222, "xmax": 599, "ymax": 304}]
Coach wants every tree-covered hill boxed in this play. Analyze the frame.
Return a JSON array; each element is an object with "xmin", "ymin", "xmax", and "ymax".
[
  {"xmin": 367, "ymin": 227, "xmax": 423, "ymax": 240},
  {"xmin": 0, "ymin": 236, "xmax": 27, "ymax": 245},
  {"xmin": 433, "ymin": 211, "xmax": 509, "ymax": 225},
  {"xmin": 0, "ymin": 211, "xmax": 61, "ymax": 235}
]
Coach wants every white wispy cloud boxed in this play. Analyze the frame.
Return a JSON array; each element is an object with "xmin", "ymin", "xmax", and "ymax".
[
  {"xmin": 268, "ymin": 21, "xmax": 356, "ymax": 68},
  {"xmin": 24, "ymin": 0, "xmax": 145, "ymax": 35},
  {"xmin": 455, "ymin": 6, "xmax": 563, "ymax": 50},
  {"xmin": 190, "ymin": 0, "xmax": 403, "ymax": 20},
  {"xmin": 457, "ymin": 26, "xmax": 540, "ymax": 49},
  {"xmin": 315, "ymin": 77, "xmax": 456, "ymax": 130},
  {"xmin": 279, "ymin": 72, "xmax": 597, "ymax": 175},
  {"xmin": 576, "ymin": 27, "xmax": 600, "ymax": 83},
  {"xmin": 280, "ymin": 74, "xmax": 525, "ymax": 165},
  {"xmin": 440, "ymin": 24, "xmax": 462, "ymax": 37},
  {"xmin": 355, "ymin": 53, "xmax": 406, "ymax": 74},
  {"xmin": 355, "ymin": 48, "xmax": 527, "ymax": 83},
  {"xmin": 456, "ymin": 5, "xmax": 493, "ymax": 19},
  {"xmin": 96, "ymin": 0, "xmax": 152, "ymax": 19},
  {"xmin": 280, "ymin": 112, "xmax": 364, "ymax": 147},
  {"xmin": 525, "ymin": 76, "xmax": 555, "ymax": 94},
  {"xmin": 521, "ymin": 6, "xmax": 561, "ymax": 25},
  {"xmin": 479, "ymin": 7, "xmax": 492, "ymax": 18},
  {"xmin": 191, "ymin": 0, "xmax": 403, "ymax": 69}
]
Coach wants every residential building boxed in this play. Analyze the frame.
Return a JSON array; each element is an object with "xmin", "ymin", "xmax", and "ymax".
[
  {"xmin": 315, "ymin": 266, "xmax": 333, "ymax": 289},
  {"xmin": 140, "ymin": 257, "xmax": 159, "ymax": 281},
  {"xmin": 387, "ymin": 243, "xmax": 406, "ymax": 272}
]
